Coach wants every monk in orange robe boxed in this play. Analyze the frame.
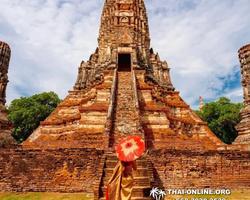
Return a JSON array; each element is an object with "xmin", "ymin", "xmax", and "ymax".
[{"xmin": 106, "ymin": 160, "xmax": 137, "ymax": 200}]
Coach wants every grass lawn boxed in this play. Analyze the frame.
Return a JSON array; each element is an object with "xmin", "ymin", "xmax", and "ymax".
[
  {"xmin": 0, "ymin": 190, "xmax": 249, "ymax": 200},
  {"xmin": 0, "ymin": 192, "xmax": 93, "ymax": 200}
]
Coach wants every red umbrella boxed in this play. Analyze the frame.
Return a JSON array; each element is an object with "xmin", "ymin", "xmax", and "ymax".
[{"xmin": 116, "ymin": 136, "xmax": 145, "ymax": 162}]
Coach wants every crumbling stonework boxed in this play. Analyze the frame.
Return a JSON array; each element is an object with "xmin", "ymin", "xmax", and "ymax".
[
  {"xmin": 0, "ymin": 41, "xmax": 10, "ymax": 106},
  {"xmin": 235, "ymin": 44, "xmax": 250, "ymax": 147},
  {"xmin": 0, "ymin": 41, "xmax": 16, "ymax": 148},
  {"xmin": 0, "ymin": 108, "xmax": 16, "ymax": 148},
  {"xmin": 0, "ymin": 148, "xmax": 103, "ymax": 193},
  {"xmin": 149, "ymin": 149, "xmax": 250, "ymax": 189}
]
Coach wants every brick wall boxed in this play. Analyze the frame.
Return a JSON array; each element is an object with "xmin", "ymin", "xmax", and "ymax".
[
  {"xmin": 1, "ymin": 148, "xmax": 250, "ymax": 193},
  {"xmin": 149, "ymin": 149, "xmax": 250, "ymax": 189},
  {"xmin": 0, "ymin": 148, "xmax": 103, "ymax": 193}
]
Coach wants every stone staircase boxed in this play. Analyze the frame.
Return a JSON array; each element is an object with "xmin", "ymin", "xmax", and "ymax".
[
  {"xmin": 97, "ymin": 153, "xmax": 153, "ymax": 200},
  {"xmin": 109, "ymin": 72, "xmax": 140, "ymax": 148}
]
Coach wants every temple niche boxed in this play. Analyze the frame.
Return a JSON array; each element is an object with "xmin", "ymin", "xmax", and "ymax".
[{"xmin": 0, "ymin": 41, "xmax": 17, "ymax": 148}]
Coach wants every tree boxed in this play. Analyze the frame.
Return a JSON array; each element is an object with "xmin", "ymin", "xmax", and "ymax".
[
  {"xmin": 7, "ymin": 92, "xmax": 62, "ymax": 143},
  {"xmin": 194, "ymin": 97, "xmax": 244, "ymax": 144}
]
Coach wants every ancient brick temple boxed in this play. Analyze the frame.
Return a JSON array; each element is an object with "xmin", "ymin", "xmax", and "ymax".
[
  {"xmin": 23, "ymin": 0, "xmax": 225, "ymax": 151},
  {"xmin": 0, "ymin": 41, "xmax": 16, "ymax": 148},
  {"xmin": 1, "ymin": 0, "xmax": 250, "ymax": 198}
]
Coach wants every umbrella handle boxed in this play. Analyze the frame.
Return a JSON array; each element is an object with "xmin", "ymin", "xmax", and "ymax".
[{"xmin": 141, "ymin": 150, "xmax": 149, "ymax": 157}]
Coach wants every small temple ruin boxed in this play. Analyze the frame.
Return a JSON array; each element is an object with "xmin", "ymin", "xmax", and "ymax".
[
  {"xmin": 1, "ymin": 0, "xmax": 250, "ymax": 198},
  {"xmin": 234, "ymin": 44, "xmax": 250, "ymax": 148},
  {"xmin": 0, "ymin": 41, "xmax": 16, "ymax": 148}
]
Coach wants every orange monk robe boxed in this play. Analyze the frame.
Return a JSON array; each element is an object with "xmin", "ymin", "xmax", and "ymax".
[{"xmin": 106, "ymin": 161, "xmax": 136, "ymax": 200}]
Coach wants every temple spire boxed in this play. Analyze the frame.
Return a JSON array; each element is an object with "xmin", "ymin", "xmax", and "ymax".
[
  {"xmin": 74, "ymin": 0, "xmax": 174, "ymax": 91},
  {"xmin": 97, "ymin": 0, "xmax": 150, "ymax": 64},
  {"xmin": 199, "ymin": 96, "xmax": 204, "ymax": 111}
]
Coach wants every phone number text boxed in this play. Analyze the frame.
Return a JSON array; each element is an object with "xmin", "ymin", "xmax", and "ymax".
[{"xmin": 174, "ymin": 198, "xmax": 227, "ymax": 200}]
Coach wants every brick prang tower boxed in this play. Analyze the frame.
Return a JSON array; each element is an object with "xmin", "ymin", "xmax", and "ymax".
[
  {"xmin": 24, "ymin": 0, "xmax": 225, "ymax": 151},
  {"xmin": 0, "ymin": 41, "xmax": 16, "ymax": 148},
  {"xmin": 235, "ymin": 44, "xmax": 250, "ymax": 144},
  {"xmin": 0, "ymin": 41, "xmax": 10, "ymax": 106}
]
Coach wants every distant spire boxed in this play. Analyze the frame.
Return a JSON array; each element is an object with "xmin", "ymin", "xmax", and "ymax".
[{"xmin": 199, "ymin": 96, "xmax": 204, "ymax": 111}]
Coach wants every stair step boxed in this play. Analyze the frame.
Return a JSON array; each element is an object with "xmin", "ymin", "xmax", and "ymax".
[
  {"xmin": 132, "ymin": 187, "xmax": 152, "ymax": 197},
  {"xmin": 101, "ymin": 176, "xmax": 150, "ymax": 187},
  {"xmin": 100, "ymin": 186, "xmax": 151, "ymax": 198},
  {"xmin": 104, "ymin": 168, "xmax": 149, "ymax": 177},
  {"xmin": 105, "ymin": 160, "xmax": 118, "ymax": 168},
  {"xmin": 105, "ymin": 154, "xmax": 119, "ymax": 160},
  {"xmin": 105, "ymin": 159, "xmax": 147, "ymax": 168},
  {"xmin": 104, "ymin": 154, "xmax": 147, "ymax": 161}
]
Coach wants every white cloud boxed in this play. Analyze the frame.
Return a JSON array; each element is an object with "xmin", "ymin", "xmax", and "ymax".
[
  {"xmin": 145, "ymin": 0, "xmax": 249, "ymax": 109},
  {"xmin": 0, "ymin": 0, "xmax": 249, "ymax": 110}
]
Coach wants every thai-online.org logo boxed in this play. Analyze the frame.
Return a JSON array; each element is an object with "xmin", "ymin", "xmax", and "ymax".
[
  {"xmin": 149, "ymin": 187, "xmax": 231, "ymax": 200},
  {"xmin": 150, "ymin": 187, "xmax": 166, "ymax": 200}
]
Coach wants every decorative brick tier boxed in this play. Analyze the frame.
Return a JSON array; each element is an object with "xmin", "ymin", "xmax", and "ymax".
[
  {"xmin": 135, "ymin": 71, "xmax": 225, "ymax": 151},
  {"xmin": 23, "ymin": 71, "xmax": 114, "ymax": 149}
]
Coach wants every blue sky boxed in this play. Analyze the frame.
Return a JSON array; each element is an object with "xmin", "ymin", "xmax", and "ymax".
[{"xmin": 0, "ymin": 0, "xmax": 249, "ymax": 110}]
